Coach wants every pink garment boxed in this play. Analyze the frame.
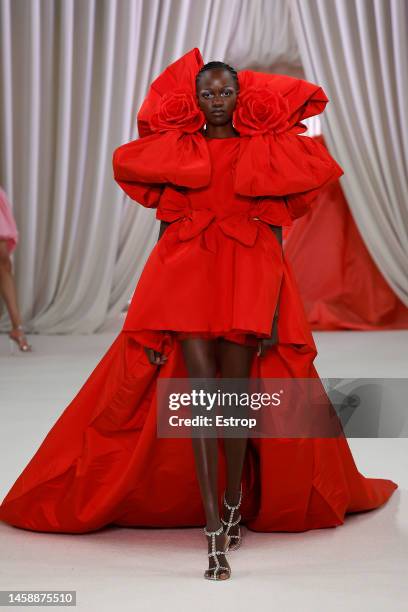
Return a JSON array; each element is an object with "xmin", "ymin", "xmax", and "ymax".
[{"xmin": 0, "ymin": 186, "xmax": 19, "ymax": 253}]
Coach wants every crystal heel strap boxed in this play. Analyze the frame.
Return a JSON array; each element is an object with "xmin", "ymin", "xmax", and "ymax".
[{"xmin": 203, "ymin": 524, "xmax": 231, "ymax": 580}]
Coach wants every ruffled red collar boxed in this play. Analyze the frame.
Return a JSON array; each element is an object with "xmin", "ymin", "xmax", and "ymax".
[
  {"xmin": 137, "ymin": 47, "xmax": 328, "ymax": 140},
  {"xmin": 113, "ymin": 47, "xmax": 343, "ymax": 209}
]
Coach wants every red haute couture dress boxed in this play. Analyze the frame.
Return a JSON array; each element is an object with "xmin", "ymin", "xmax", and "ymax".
[{"xmin": 0, "ymin": 48, "xmax": 397, "ymax": 534}]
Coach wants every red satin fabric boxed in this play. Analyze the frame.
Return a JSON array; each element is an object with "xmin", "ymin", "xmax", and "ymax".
[
  {"xmin": 112, "ymin": 129, "xmax": 344, "ymax": 218},
  {"xmin": 0, "ymin": 324, "xmax": 397, "ymax": 534}
]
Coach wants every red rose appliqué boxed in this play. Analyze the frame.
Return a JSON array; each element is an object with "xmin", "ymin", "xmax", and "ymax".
[
  {"xmin": 149, "ymin": 89, "xmax": 205, "ymax": 134},
  {"xmin": 233, "ymin": 85, "xmax": 290, "ymax": 136}
]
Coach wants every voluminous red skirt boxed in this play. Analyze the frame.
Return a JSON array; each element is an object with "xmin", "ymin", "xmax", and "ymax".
[{"xmin": 0, "ymin": 256, "xmax": 398, "ymax": 534}]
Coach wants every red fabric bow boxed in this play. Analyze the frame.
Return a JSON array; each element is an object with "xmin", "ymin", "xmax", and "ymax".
[{"xmin": 155, "ymin": 187, "xmax": 291, "ymax": 263}]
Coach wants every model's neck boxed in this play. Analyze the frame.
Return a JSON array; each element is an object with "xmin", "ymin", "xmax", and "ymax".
[{"xmin": 201, "ymin": 125, "xmax": 239, "ymax": 139}]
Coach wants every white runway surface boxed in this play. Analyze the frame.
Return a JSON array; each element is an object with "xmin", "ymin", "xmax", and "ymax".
[{"xmin": 0, "ymin": 323, "xmax": 407, "ymax": 611}]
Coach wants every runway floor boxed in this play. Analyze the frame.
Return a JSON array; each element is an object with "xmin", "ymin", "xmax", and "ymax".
[{"xmin": 0, "ymin": 322, "xmax": 406, "ymax": 611}]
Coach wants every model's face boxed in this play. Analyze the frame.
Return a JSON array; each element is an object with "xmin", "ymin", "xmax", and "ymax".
[{"xmin": 196, "ymin": 69, "xmax": 238, "ymax": 126}]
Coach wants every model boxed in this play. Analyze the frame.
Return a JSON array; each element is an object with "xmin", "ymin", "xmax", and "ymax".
[
  {"xmin": 0, "ymin": 185, "xmax": 32, "ymax": 352},
  {"xmin": 0, "ymin": 48, "xmax": 398, "ymax": 582}
]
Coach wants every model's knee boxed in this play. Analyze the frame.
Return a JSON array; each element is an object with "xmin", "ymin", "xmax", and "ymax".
[{"xmin": 0, "ymin": 252, "xmax": 11, "ymax": 273}]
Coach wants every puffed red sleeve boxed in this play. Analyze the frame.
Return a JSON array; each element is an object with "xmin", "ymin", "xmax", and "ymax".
[
  {"xmin": 234, "ymin": 71, "xmax": 344, "ymax": 222},
  {"xmin": 282, "ymin": 134, "xmax": 342, "ymax": 221},
  {"xmin": 236, "ymin": 131, "xmax": 343, "ymax": 194},
  {"xmin": 112, "ymin": 131, "xmax": 211, "ymax": 207},
  {"xmin": 234, "ymin": 132, "xmax": 343, "ymax": 224},
  {"xmin": 112, "ymin": 47, "xmax": 210, "ymax": 207},
  {"xmin": 279, "ymin": 134, "xmax": 343, "ymax": 221},
  {"xmin": 112, "ymin": 137, "xmax": 162, "ymax": 208}
]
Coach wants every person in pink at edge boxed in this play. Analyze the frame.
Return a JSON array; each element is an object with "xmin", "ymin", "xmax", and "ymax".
[{"xmin": 0, "ymin": 185, "xmax": 32, "ymax": 353}]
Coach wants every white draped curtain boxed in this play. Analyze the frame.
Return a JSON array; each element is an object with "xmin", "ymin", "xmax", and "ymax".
[
  {"xmin": 1, "ymin": 0, "xmax": 406, "ymax": 333},
  {"xmin": 290, "ymin": 0, "xmax": 408, "ymax": 306},
  {"xmin": 0, "ymin": 0, "xmax": 302, "ymax": 333}
]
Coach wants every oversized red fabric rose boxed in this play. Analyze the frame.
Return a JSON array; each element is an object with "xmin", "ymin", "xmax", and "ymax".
[
  {"xmin": 149, "ymin": 89, "xmax": 205, "ymax": 134},
  {"xmin": 233, "ymin": 85, "xmax": 290, "ymax": 136}
]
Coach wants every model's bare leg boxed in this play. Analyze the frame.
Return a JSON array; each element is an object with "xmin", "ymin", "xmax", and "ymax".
[
  {"xmin": 0, "ymin": 240, "xmax": 22, "ymax": 328},
  {"xmin": 179, "ymin": 337, "xmax": 230, "ymax": 578},
  {"xmin": 218, "ymin": 338, "xmax": 257, "ymax": 541},
  {"xmin": 0, "ymin": 240, "xmax": 32, "ymax": 351}
]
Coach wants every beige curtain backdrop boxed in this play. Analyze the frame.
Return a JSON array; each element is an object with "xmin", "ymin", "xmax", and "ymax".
[
  {"xmin": 0, "ymin": 0, "xmax": 303, "ymax": 333},
  {"xmin": 290, "ymin": 0, "xmax": 408, "ymax": 306}
]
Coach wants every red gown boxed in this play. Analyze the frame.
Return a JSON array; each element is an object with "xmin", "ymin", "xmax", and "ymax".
[{"xmin": 0, "ymin": 48, "xmax": 397, "ymax": 534}]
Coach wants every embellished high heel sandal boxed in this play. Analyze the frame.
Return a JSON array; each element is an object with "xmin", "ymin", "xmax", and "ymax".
[
  {"xmin": 221, "ymin": 484, "xmax": 243, "ymax": 551},
  {"xmin": 8, "ymin": 325, "xmax": 32, "ymax": 354},
  {"xmin": 203, "ymin": 523, "xmax": 231, "ymax": 581}
]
